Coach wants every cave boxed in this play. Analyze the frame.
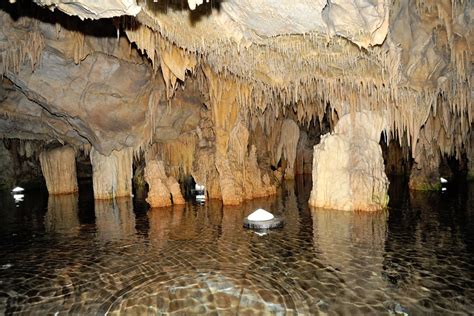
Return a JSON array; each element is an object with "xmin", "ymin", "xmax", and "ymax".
[{"xmin": 0, "ymin": 0, "xmax": 473, "ymax": 314}]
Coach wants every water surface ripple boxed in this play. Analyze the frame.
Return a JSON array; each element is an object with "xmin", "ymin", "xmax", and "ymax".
[{"xmin": 0, "ymin": 177, "xmax": 473, "ymax": 315}]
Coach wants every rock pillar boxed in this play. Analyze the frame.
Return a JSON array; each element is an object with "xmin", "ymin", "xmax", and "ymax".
[
  {"xmin": 276, "ymin": 119, "xmax": 300, "ymax": 179},
  {"xmin": 39, "ymin": 146, "xmax": 78, "ymax": 194},
  {"xmin": 201, "ymin": 68, "xmax": 276, "ymax": 205},
  {"xmin": 90, "ymin": 148, "xmax": 133, "ymax": 199},
  {"xmin": 309, "ymin": 111, "xmax": 389, "ymax": 211},
  {"xmin": 144, "ymin": 159, "xmax": 185, "ymax": 208},
  {"xmin": 408, "ymin": 119, "xmax": 441, "ymax": 190}
]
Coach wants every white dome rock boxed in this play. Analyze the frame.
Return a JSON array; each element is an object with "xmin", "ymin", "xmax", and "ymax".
[{"xmin": 247, "ymin": 208, "xmax": 274, "ymax": 221}]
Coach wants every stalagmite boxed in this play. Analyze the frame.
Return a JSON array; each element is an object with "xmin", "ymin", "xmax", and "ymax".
[
  {"xmin": 309, "ymin": 111, "xmax": 389, "ymax": 211},
  {"xmin": 39, "ymin": 146, "xmax": 78, "ymax": 195},
  {"xmin": 144, "ymin": 159, "xmax": 185, "ymax": 208},
  {"xmin": 275, "ymin": 119, "xmax": 300, "ymax": 179},
  {"xmin": 90, "ymin": 148, "xmax": 133, "ymax": 199},
  {"xmin": 408, "ymin": 122, "xmax": 441, "ymax": 190}
]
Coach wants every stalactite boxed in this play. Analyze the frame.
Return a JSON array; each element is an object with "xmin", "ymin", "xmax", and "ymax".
[
  {"xmin": 0, "ymin": 21, "xmax": 44, "ymax": 75},
  {"xmin": 275, "ymin": 119, "xmax": 300, "ymax": 179},
  {"xmin": 39, "ymin": 146, "xmax": 78, "ymax": 195}
]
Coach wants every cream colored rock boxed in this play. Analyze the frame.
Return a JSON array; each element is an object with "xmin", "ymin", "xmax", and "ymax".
[
  {"xmin": 33, "ymin": 0, "xmax": 141, "ymax": 19},
  {"xmin": 276, "ymin": 119, "xmax": 300, "ymax": 180},
  {"xmin": 167, "ymin": 177, "xmax": 185, "ymax": 204},
  {"xmin": 39, "ymin": 146, "xmax": 78, "ymax": 195},
  {"xmin": 90, "ymin": 148, "xmax": 133, "ymax": 199},
  {"xmin": 144, "ymin": 159, "xmax": 185, "ymax": 207},
  {"xmin": 144, "ymin": 160, "xmax": 172, "ymax": 207},
  {"xmin": 309, "ymin": 111, "xmax": 389, "ymax": 211}
]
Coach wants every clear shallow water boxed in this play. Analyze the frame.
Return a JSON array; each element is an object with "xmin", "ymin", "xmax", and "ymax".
[{"xmin": 0, "ymin": 177, "xmax": 473, "ymax": 315}]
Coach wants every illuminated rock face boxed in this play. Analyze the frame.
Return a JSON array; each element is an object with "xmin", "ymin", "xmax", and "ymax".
[
  {"xmin": 309, "ymin": 112, "xmax": 389, "ymax": 211},
  {"xmin": 39, "ymin": 146, "xmax": 78, "ymax": 195},
  {"xmin": 90, "ymin": 148, "xmax": 133, "ymax": 200},
  {"xmin": 33, "ymin": 0, "xmax": 141, "ymax": 19},
  {"xmin": 0, "ymin": 0, "xmax": 472, "ymax": 206},
  {"xmin": 144, "ymin": 159, "xmax": 185, "ymax": 208}
]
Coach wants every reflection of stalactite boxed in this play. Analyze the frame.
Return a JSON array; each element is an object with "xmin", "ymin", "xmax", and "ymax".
[
  {"xmin": 45, "ymin": 194, "xmax": 80, "ymax": 234},
  {"xmin": 94, "ymin": 198, "xmax": 136, "ymax": 241}
]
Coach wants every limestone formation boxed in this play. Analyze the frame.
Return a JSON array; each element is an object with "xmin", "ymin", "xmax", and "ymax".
[
  {"xmin": 90, "ymin": 148, "xmax": 133, "ymax": 200},
  {"xmin": 468, "ymin": 133, "xmax": 474, "ymax": 180},
  {"xmin": 144, "ymin": 159, "xmax": 185, "ymax": 208},
  {"xmin": 309, "ymin": 111, "xmax": 389, "ymax": 211},
  {"xmin": 33, "ymin": 0, "xmax": 141, "ymax": 20},
  {"xmin": 39, "ymin": 146, "xmax": 78, "ymax": 195},
  {"xmin": 0, "ymin": 0, "xmax": 472, "ymax": 207},
  {"xmin": 0, "ymin": 141, "xmax": 14, "ymax": 190},
  {"xmin": 409, "ymin": 132, "xmax": 441, "ymax": 191},
  {"xmin": 275, "ymin": 119, "xmax": 300, "ymax": 179}
]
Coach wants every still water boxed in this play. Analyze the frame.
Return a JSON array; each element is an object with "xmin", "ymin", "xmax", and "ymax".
[{"xmin": 0, "ymin": 177, "xmax": 473, "ymax": 315}]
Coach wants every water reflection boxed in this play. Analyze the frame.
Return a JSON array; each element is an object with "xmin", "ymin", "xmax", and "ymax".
[
  {"xmin": 381, "ymin": 188, "xmax": 474, "ymax": 314},
  {"xmin": 311, "ymin": 208, "xmax": 389, "ymax": 314},
  {"xmin": 94, "ymin": 198, "xmax": 136, "ymax": 241},
  {"xmin": 0, "ymin": 179, "xmax": 473, "ymax": 315},
  {"xmin": 45, "ymin": 194, "xmax": 80, "ymax": 234}
]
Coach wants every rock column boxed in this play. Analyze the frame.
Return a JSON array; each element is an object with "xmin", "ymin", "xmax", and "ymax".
[
  {"xmin": 144, "ymin": 159, "xmax": 185, "ymax": 208},
  {"xmin": 39, "ymin": 146, "xmax": 78, "ymax": 194},
  {"xmin": 408, "ymin": 119, "xmax": 441, "ymax": 190},
  {"xmin": 309, "ymin": 111, "xmax": 389, "ymax": 211},
  {"xmin": 90, "ymin": 148, "xmax": 133, "ymax": 199}
]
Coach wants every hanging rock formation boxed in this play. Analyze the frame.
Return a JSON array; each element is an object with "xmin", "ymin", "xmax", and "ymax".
[
  {"xmin": 0, "ymin": 0, "xmax": 472, "ymax": 207},
  {"xmin": 39, "ymin": 146, "xmax": 78, "ymax": 195},
  {"xmin": 275, "ymin": 119, "xmax": 300, "ymax": 179},
  {"xmin": 409, "ymin": 117, "xmax": 442, "ymax": 190},
  {"xmin": 90, "ymin": 148, "xmax": 133, "ymax": 200},
  {"xmin": 144, "ymin": 159, "xmax": 185, "ymax": 208},
  {"xmin": 309, "ymin": 111, "xmax": 389, "ymax": 211}
]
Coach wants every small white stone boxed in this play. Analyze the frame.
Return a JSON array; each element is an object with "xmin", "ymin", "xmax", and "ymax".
[
  {"xmin": 248, "ymin": 208, "xmax": 274, "ymax": 221},
  {"xmin": 440, "ymin": 177, "xmax": 448, "ymax": 183}
]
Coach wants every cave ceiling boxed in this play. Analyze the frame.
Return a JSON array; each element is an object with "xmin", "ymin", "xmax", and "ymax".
[{"xmin": 0, "ymin": 0, "xmax": 472, "ymax": 158}]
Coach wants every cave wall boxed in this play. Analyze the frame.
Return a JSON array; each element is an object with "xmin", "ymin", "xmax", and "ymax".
[{"xmin": 0, "ymin": 0, "xmax": 472, "ymax": 208}]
